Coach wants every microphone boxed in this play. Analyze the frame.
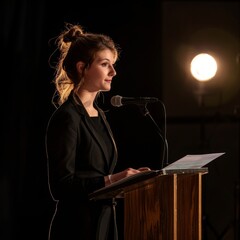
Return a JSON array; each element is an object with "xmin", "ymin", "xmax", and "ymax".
[{"xmin": 111, "ymin": 95, "xmax": 159, "ymax": 107}]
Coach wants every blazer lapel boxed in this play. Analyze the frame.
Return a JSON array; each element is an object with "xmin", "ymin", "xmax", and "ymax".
[
  {"xmin": 98, "ymin": 108, "xmax": 118, "ymax": 173},
  {"xmin": 71, "ymin": 94, "xmax": 117, "ymax": 171}
]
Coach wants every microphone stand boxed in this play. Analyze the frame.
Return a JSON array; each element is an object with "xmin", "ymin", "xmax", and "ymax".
[{"xmin": 137, "ymin": 103, "xmax": 169, "ymax": 169}]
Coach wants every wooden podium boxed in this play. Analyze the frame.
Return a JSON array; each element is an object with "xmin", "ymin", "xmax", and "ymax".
[{"xmin": 89, "ymin": 168, "xmax": 208, "ymax": 240}]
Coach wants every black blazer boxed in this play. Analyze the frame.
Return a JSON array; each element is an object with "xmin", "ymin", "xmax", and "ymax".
[
  {"xmin": 46, "ymin": 93, "xmax": 119, "ymax": 240},
  {"xmin": 46, "ymin": 92, "xmax": 118, "ymax": 200}
]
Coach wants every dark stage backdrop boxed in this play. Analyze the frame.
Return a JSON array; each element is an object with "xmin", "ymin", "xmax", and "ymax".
[{"xmin": 1, "ymin": 1, "xmax": 239, "ymax": 240}]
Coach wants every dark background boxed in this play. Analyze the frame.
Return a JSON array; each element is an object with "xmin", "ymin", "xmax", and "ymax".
[{"xmin": 2, "ymin": 1, "xmax": 239, "ymax": 239}]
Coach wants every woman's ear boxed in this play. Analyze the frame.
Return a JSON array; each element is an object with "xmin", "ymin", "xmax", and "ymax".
[{"xmin": 76, "ymin": 61, "xmax": 85, "ymax": 74}]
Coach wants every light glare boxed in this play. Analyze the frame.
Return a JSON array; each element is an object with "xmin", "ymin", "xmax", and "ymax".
[{"xmin": 190, "ymin": 53, "xmax": 217, "ymax": 81}]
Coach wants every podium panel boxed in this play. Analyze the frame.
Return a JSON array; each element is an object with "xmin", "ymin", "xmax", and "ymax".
[
  {"xmin": 177, "ymin": 173, "xmax": 202, "ymax": 240},
  {"xmin": 123, "ymin": 173, "xmax": 204, "ymax": 240},
  {"xmin": 124, "ymin": 175, "xmax": 176, "ymax": 240},
  {"xmin": 89, "ymin": 169, "xmax": 208, "ymax": 240}
]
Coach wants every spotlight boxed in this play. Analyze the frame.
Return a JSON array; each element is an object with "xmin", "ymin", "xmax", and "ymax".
[{"xmin": 191, "ymin": 53, "xmax": 218, "ymax": 81}]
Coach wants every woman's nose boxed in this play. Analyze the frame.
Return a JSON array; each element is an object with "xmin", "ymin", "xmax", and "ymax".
[{"xmin": 110, "ymin": 66, "xmax": 117, "ymax": 76}]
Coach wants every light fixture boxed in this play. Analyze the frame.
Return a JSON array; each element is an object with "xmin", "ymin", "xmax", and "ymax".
[
  {"xmin": 190, "ymin": 53, "xmax": 218, "ymax": 106},
  {"xmin": 191, "ymin": 53, "xmax": 218, "ymax": 81}
]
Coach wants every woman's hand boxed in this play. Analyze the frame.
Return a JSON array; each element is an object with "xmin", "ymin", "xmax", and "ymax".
[
  {"xmin": 105, "ymin": 167, "xmax": 151, "ymax": 185},
  {"xmin": 137, "ymin": 167, "xmax": 151, "ymax": 172},
  {"xmin": 116, "ymin": 167, "xmax": 151, "ymax": 181}
]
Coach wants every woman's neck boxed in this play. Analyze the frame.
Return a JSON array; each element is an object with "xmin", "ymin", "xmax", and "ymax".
[{"xmin": 76, "ymin": 90, "xmax": 98, "ymax": 117}]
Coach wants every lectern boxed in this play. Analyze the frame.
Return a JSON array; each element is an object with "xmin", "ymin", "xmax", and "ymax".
[{"xmin": 89, "ymin": 168, "xmax": 208, "ymax": 240}]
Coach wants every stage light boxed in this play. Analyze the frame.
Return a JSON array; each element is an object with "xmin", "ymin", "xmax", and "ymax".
[{"xmin": 190, "ymin": 53, "xmax": 218, "ymax": 81}]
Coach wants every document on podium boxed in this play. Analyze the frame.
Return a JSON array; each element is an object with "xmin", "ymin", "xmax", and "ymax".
[{"xmin": 161, "ymin": 152, "xmax": 225, "ymax": 174}]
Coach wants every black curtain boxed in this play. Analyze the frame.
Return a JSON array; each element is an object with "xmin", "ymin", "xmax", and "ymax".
[{"xmin": 2, "ymin": 1, "xmax": 54, "ymax": 239}]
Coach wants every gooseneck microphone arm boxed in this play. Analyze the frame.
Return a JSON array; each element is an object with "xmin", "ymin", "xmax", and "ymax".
[
  {"xmin": 110, "ymin": 95, "xmax": 169, "ymax": 168},
  {"xmin": 138, "ymin": 103, "xmax": 169, "ymax": 169}
]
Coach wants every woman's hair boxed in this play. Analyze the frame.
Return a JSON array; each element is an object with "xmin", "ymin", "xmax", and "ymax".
[{"xmin": 50, "ymin": 23, "xmax": 120, "ymax": 106}]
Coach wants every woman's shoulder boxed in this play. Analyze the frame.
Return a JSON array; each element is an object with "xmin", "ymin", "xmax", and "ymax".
[{"xmin": 48, "ymin": 99, "xmax": 85, "ymax": 125}]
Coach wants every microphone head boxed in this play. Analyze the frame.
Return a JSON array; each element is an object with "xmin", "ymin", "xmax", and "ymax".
[{"xmin": 111, "ymin": 95, "xmax": 122, "ymax": 107}]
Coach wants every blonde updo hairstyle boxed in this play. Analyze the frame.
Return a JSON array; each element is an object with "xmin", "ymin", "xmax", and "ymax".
[{"xmin": 52, "ymin": 23, "xmax": 119, "ymax": 106}]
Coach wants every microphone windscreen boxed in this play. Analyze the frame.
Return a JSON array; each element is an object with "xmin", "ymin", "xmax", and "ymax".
[{"xmin": 110, "ymin": 95, "xmax": 122, "ymax": 107}]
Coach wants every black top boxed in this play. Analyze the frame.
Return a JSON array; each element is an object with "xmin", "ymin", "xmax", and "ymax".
[{"xmin": 91, "ymin": 116, "xmax": 113, "ymax": 166}]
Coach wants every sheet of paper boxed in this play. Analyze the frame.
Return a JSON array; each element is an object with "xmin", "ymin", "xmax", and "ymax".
[{"xmin": 162, "ymin": 152, "xmax": 225, "ymax": 170}]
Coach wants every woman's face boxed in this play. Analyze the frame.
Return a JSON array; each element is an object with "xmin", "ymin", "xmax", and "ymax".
[{"xmin": 81, "ymin": 49, "xmax": 117, "ymax": 92}]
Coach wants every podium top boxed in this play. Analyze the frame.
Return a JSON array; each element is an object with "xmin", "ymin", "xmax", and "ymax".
[{"xmin": 89, "ymin": 168, "xmax": 208, "ymax": 200}]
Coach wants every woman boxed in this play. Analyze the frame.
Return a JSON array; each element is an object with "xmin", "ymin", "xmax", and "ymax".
[{"xmin": 45, "ymin": 23, "xmax": 150, "ymax": 240}]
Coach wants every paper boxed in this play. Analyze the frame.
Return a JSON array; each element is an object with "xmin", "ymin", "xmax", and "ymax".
[{"xmin": 162, "ymin": 152, "xmax": 225, "ymax": 170}]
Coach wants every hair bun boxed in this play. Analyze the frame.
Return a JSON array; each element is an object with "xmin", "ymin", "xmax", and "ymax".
[{"xmin": 63, "ymin": 26, "xmax": 83, "ymax": 43}]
